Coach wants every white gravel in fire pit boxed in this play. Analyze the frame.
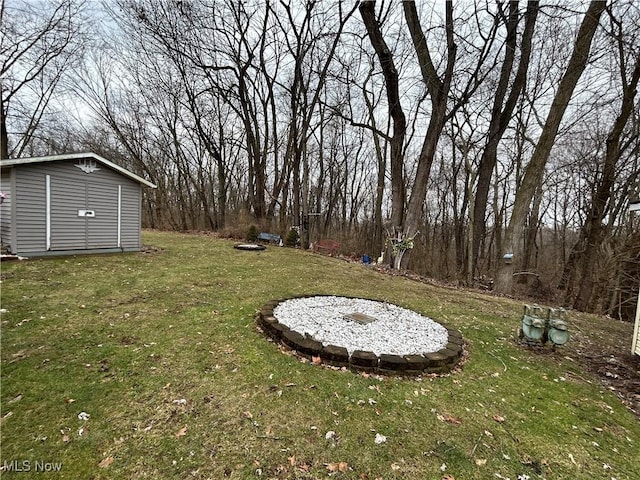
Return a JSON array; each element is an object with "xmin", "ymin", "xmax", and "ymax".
[{"xmin": 273, "ymin": 296, "xmax": 448, "ymax": 356}]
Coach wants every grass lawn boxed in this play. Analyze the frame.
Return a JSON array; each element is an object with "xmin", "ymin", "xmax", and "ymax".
[{"xmin": 1, "ymin": 230, "xmax": 638, "ymax": 479}]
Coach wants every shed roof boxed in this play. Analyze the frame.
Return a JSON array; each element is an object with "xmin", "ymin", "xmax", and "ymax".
[{"xmin": 0, "ymin": 152, "xmax": 157, "ymax": 188}]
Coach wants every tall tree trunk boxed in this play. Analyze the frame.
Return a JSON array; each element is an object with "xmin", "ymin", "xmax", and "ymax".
[
  {"xmin": 495, "ymin": 0, "xmax": 607, "ymax": 294},
  {"xmin": 521, "ymin": 182, "xmax": 543, "ymax": 281},
  {"xmin": 361, "ymin": 71, "xmax": 388, "ymax": 258},
  {"xmin": 359, "ymin": 1, "xmax": 406, "ymax": 234},
  {"xmin": 401, "ymin": 0, "xmax": 456, "ymax": 268},
  {"xmin": 0, "ymin": 103, "xmax": 8, "ymax": 159},
  {"xmin": 472, "ymin": 1, "xmax": 538, "ymax": 275},
  {"xmin": 214, "ymin": 148, "xmax": 227, "ymax": 229}
]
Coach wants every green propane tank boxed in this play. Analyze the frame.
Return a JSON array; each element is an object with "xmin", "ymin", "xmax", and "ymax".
[
  {"xmin": 522, "ymin": 304, "xmax": 546, "ymax": 341},
  {"xmin": 547, "ymin": 308, "xmax": 569, "ymax": 346}
]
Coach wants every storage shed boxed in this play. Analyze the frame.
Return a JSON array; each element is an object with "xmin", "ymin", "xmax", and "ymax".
[{"xmin": 0, "ymin": 152, "xmax": 156, "ymax": 257}]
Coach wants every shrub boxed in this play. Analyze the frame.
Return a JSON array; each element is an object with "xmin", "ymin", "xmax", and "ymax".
[
  {"xmin": 285, "ymin": 228, "xmax": 299, "ymax": 247},
  {"xmin": 247, "ymin": 224, "xmax": 259, "ymax": 242}
]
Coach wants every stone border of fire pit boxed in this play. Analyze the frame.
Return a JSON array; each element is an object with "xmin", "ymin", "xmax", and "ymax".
[{"xmin": 256, "ymin": 295, "xmax": 464, "ymax": 375}]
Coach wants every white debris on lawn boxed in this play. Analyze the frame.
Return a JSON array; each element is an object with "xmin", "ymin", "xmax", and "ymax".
[
  {"xmin": 273, "ymin": 296, "xmax": 448, "ymax": 356},
  {"xmin": 374, "ymin": 433, "xmax": 387, "ymax": 444}
]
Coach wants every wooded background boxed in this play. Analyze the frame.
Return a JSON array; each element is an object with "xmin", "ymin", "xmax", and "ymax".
[{"xmin": 2, "ymin": 0, "xmax": 639, "ymax": 320}]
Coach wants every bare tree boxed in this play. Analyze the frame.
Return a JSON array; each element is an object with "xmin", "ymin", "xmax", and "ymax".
[
  {"xmin": 1, "ymin": 0, "xmax": 86, "ymax": 159},
  {"xmin": 359, "ymin": 1, "xmax": 407, "ymax": 248},
  {"xmin": 566, "ymin": 4, "xmax": 640, "ymax": 311},
  {"xmin": 273, "ymin": 1, "xmax": 359, "ymax": 247},
  {"xmin": 494, "ymin": 0, "xmax": 607, "ymax": 294},
  {"xmin": 471, "ymin": 1, "xmax": 539, "ymax": 277}
]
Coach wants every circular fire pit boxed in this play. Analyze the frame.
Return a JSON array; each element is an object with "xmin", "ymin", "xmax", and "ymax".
[{"xmin": 256, "ymin": 295, "xmax": 464, "ymax": 375}]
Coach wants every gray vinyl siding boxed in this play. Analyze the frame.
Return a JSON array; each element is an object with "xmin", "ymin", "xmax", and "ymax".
[
  {"xmin": 0, "ymin": 168, "xmax": 13, "ymax": 249},
  {"xmin": 120, "ymin": 183, "xmax": 141, "ymax": 249},
  {"xmin": 15, "ymin": 165, "xmax": 47, "ymax": 254},
  {"xmin": 10, "ymin": 159, "xmax": 143, "ymax": 255}
]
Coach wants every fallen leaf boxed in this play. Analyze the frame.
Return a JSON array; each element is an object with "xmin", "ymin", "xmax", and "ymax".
[
  {"xmin": 391, "ymin": 463, "xmax": 400, "ymax": 471},
  {"xmin": 443, "ymin": 414, "xmax": 461, "ymax": 425},
  {"xmin": 475, "ymin": 458, "xmax": 487, "ymax": 466},
  {"xmin": 243, "ymin": 411, "xmax": 253, "ymax": 419},
  {"xmin": 312, "ymin": 356, "xmax": 322, "ymax": 365},
  {"xmin": 98, "ymin": 457, "xmax": 114, "ymax": 468},
  {"xmin": 288, "ymin": 456, "xmax": 296, "ymax": 466},
  {"xmin": 493, "ymin": 414, "xmax": 505, "ymax": 423},
  {"xmin": 62, "ymin": 434, "xmax": 70, "ymax": 443},
  {"xmin": 65, "ymin": 398, "xmax": 76, "ymax": 404},
  {"xmin": 442, "ymin": 475, "xmax": 456, "ymax": 480},
  {"xmin": 175, "ymin": 426, "xmax": 187, "ymax": 437},
  {"xmin": 326, "ymin": 462, "xmax": 349, "ymax": 472}
]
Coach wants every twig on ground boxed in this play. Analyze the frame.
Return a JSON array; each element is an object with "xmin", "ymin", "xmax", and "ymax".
[
  {"xmin": 470, "ymin": 433, "xmax": 483, "ymax": 457},
  {"xmin": 489, "ymin": 351, "xmax": 508, "ymax": 372}
]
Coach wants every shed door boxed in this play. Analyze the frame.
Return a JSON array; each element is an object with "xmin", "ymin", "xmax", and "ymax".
[{"xmin": 49, "ymin": 178, "xmax": 119, "ymax": 251}]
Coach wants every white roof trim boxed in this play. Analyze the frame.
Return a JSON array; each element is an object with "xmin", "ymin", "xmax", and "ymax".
[{"xmin": 0, "ymin": 152, "xmax": 157, "ymax": 188}]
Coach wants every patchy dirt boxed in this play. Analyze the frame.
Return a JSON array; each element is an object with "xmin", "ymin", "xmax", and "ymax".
[
  {"xmin": 565, "ymin": 328, "xmax": 640, "ymax": 418},
  {"xmin": 519, "ymin": 339, "xmax": 640, "ymax": 418},
  {"xmin": 139, "ymin": 244, "xmax": 164, "ymax": 255}
]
